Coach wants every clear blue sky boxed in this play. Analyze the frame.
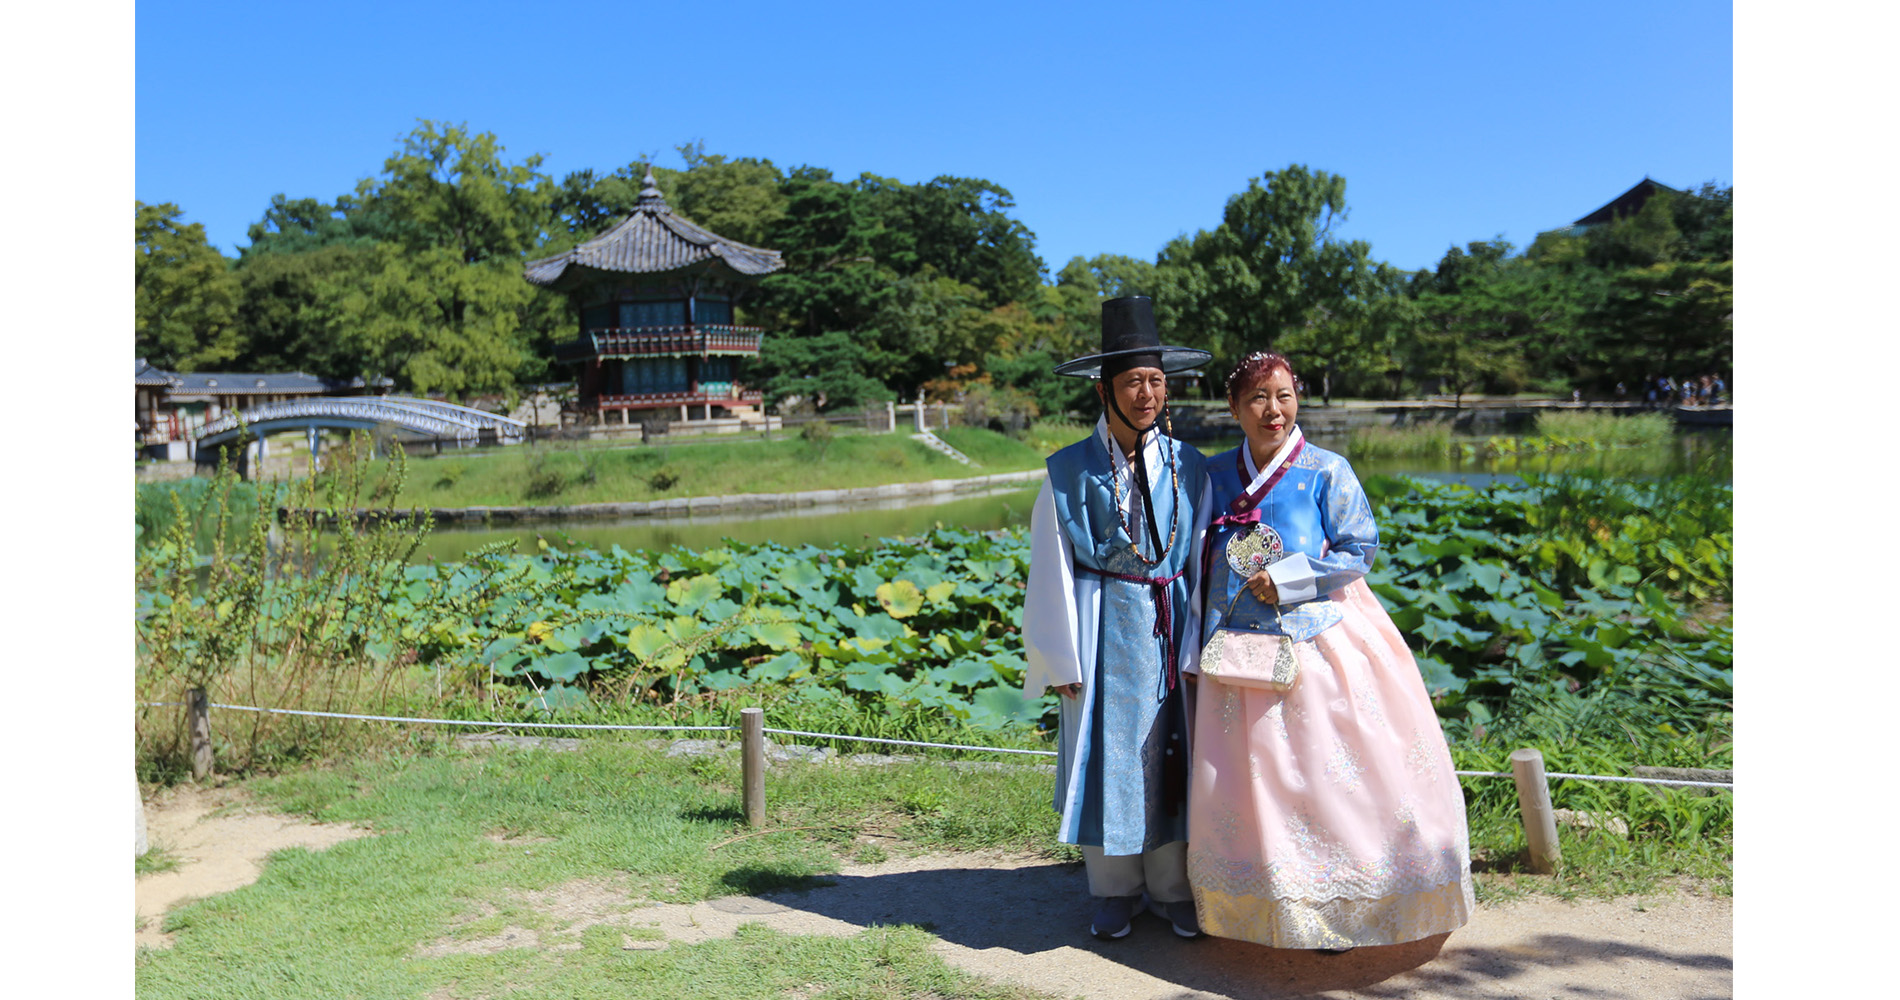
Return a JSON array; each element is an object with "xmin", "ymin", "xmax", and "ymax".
[{"xmin": 134, "ymin": 0, "xmax": 1731, "ymax": 274}]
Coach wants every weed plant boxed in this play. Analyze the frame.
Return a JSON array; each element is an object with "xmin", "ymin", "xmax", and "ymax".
[
  {"xmin": 136, "ymin": 435, "xmax": 539, "ymax": 780},
  {"xmin": 1348, "ymin": 411, "xmax": 1676, "ymax": 463},
  {"xmin": 1348, "ymin": 422, "xmax": 1455, "ymax": 460},
  {"xmin": 1533, "ymin": 410, "xmax": 1673, "ymax": 448}
]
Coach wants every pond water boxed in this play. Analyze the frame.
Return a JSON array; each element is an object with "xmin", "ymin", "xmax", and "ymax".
[{"xmin": 411, "ymin": 428, "xmax": 1731, "ymax": 561}]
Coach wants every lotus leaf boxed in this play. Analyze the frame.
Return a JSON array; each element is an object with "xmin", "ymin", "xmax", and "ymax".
[
  {"xmin": 535, "ymin": 650, "xmax": 590, "ymax": 683},
  {"xmin": 876, "ymin": 580, "xmax": 926, "ymax": 618}
]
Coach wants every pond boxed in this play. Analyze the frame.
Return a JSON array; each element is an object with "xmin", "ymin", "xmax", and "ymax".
[{"xmin": 409, "ymin": 428, "xmax": 1731, "ymax": 561}]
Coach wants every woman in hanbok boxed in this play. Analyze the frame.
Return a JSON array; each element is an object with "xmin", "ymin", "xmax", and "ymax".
[{"xmin": 1185, "ymin": 352, "xmax": 1474, "ymax": 951}]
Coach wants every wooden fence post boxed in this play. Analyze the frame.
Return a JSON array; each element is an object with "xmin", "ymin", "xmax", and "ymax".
[
  {"xmin": 741, "ymin": 707, "xmax": 765, "ymax": 827},
  {"xmin": 189, "ymin": 687, "xmax": 214, "ymax": 781},
  {"xmin": 136, "ymin": 776, "xmax": 149, "ymax": 857},
  {"xmin": 1510, "ymin": 747, "xmax": 1560, "ymax": 873}
]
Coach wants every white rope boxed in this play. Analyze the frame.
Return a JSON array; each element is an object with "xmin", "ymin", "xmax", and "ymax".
[
  {"xmin": 200, "ymin": 703, "xmax": 733, "ymax": 733},
  {"xmin": 1455, "ymin": 769, "xmax": 1733, "ymax": 790},
  {"xmin": 150, "ymin": 701, "xmax": 1730, "ymax": 782},
  {"xmin": 762, "ymin": 727, "xmax": 1057, "ymax": 757}
]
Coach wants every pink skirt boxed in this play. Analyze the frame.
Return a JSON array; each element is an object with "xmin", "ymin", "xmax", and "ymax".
[{"xmin": 1187, "ymin": 578, "xmax": 1475, "ymax": 949}]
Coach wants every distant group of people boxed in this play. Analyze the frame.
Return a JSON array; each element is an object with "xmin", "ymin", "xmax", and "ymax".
[
  {"xmin": 1022, "ymin": 297, "xmax": 1473, "ymax": 952},
  {"xmin": 1632, "ymin": 373, "xmax": 1727, "ymax": 408}
]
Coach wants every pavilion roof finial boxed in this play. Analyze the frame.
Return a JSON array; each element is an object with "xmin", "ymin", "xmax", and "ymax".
[{"xmin": 636, "ymin": 164, "xmax": 668, "ymax": 210}]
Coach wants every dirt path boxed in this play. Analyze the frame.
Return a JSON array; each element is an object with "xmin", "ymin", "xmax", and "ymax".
[
  {"xmin": 135, "ymin": 794, "xmax": 1731, "ymax": 999},
  {"xmin": 135, "ymin": 784, "xmax": 371, "ymax": 950}
]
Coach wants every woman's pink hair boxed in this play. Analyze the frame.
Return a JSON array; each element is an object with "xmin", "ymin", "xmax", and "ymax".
[{"xmin": 1224, "ymin": 351, "xmax": 1297, "ymax": 404}]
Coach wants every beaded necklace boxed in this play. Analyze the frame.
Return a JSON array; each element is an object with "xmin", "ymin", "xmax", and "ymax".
[{"xmin": 1105, "ymin": 406, "xmax": 1182, "ymax": 566}]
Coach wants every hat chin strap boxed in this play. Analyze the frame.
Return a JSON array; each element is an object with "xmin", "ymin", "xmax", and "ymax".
[
  {"xmin": 1104, "ymin": 387, "xmax": 1159, "ymax": 439},
  {"xmin": 1101, "ymin": 386, "xmax": 1169, "ymax": 554}
]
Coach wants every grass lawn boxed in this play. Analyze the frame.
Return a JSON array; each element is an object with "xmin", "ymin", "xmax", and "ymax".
[
  {"xmin": 136, "ymin": 739, "xmax": 1069, "ymax": 1000},
  {"xmin": 136, "ymin": 732, "xmax": 1728, "ymax": 999},
  {"xmin": 344, "ymin": 427, "xmax": 1048, "ymax": 509}
]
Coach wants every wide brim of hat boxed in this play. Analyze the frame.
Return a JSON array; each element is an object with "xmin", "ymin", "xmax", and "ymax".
[{"xmin": 1052, "ymin": 345, "xmax": 1213, "ymax": 379}]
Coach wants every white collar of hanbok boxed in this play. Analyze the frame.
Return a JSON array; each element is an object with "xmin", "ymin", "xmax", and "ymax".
[
  {"xmin": 1094, "ymin": 414, "xmax": 1164, "ymax": 479},
  {"xmin": 1239, "ymin": 425, "xmax": 1305, "ymax": 491}
]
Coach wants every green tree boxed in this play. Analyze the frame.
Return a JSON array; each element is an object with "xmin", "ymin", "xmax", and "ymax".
[
  {"xmin": 656, "ymin": 142, "xmax": 786, "ymax": 247},
  {"xmin": 136, "ymin": 201, "xmax": 244, "ymax": 371},
  {"xmin": 232, "ymin": 243, "xmax": 377, "ymax": 375},
  {"xmin": 359, "ymin": 120, "xmax": 556, "ymax": 264},
  {"xmin": 239, "ymin": 193, "xmax": 382, "ymax": 257},
  {"xmin": 754, "ymin": 167, "xmax": 893, "ymax": 336},
  {"xmin": 1151, "ymin": 165, "xmax": 1376, "ymax": 376},
  {"xmin": 1401, "ymin": 241, "xmax": 1537, "ymax": 404},
  {"xmin": 305, "ymin": 244, "xmax": 538, "ymax": 398},
  {"xmin": 1584, "ymin": 189, "xmax": 1684, "ymax": 271},
  {"xmin": 752, "ymin": 330, "xmax": 896, "ymax": 409},
  {"xmin": 1584, "ymin": 259, "xmax": 1733, "ymax": 378},
  {"xmin": 1278, "ymin": 263, "xmax": 1411, "ymax": 404},
  {"xmin": 860, "ymin": 173, "xmax": 1044, "ymax": 305}
]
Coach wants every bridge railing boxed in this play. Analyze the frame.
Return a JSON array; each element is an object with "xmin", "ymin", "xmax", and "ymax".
[{"xmin": 195, "ymin": 396, "xmax": 527, "ymax": 446}]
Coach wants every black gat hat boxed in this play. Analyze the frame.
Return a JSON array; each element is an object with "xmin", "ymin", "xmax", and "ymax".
[{"xmin": 1052, "ymin": 296, "xmax": 1211, "ymax": 379}]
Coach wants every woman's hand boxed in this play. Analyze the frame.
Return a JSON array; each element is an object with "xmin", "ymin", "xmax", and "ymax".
[
  {"xmin": 1059, "ymin": 683, "xmax": 1083, "ymax": 699},
  {"xmin": 1245, "ymin": 570, "xmax": 1279, "ymax": 605}
]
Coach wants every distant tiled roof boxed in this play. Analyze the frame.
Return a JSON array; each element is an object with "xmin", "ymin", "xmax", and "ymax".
[
  {"xmin": 136, "ymin": 359, "xmax": 393, "ymax": 395},
  {"xmin": 1574, "ymin": 178, "xmax": 1679, "ymax": 227},
  {"xmin": 135, "ymin": 358, "xmax": 179, "ymax": 387},
  {"xmin": 524, "ymin": 166, "xmax": 783, "ymax": 288}
]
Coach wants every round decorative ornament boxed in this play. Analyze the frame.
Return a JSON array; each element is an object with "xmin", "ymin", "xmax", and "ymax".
[{"xmin": 1226, "ymin": 523, "xmax": 1285, "ymax": 576}]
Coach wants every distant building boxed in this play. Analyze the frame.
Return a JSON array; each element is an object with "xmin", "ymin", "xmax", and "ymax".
[
  {"xmin": 1538, "ymin": 178, "xmax": 1680, "ymax": 241},
  {"xmin": 524, "ymin": 166, "xmax": 783, "ymax": 427},
  {"xmin": 134, "ymin": 358, "xmax": 389, "ymax": 460}
]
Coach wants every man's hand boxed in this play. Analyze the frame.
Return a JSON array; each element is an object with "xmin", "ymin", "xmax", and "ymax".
[{"xmin": 1059, "ymin": 683, "xmax": 1083, "ymax": 699}]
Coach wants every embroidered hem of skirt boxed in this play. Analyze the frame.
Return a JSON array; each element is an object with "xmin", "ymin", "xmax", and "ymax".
[{"xmin": 1187, "ymin": 856, "xmax": 1476, "ymax": 949}]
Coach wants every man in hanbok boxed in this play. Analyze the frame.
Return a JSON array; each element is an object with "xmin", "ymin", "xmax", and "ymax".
[{"xmin": 1020, "ymin": 296, "xmax": 1213, "ymax": 940}]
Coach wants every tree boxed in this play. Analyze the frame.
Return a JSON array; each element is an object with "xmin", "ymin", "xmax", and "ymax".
[
  {"xmin": 305, "ymin": 244, "xmax": 538, "ymax": 399},
  {"xmin": 1401, "ymin": 241, "xmax": 1537, "ymax": 405},
  {"xmin": 1584, "ymin": 259, "xmax": 1733, "ymax": 378},
  {"xmin": 239, "ymin": 194, "xmax": 381, "ymax": 258},
  {"xmin": 656, "ymin": 143, "xmax": 786, "ymax": 247},
  {"xmin": 136, "ymin": 201, "xmax": 243, "ymax": 371},
  {"xmin": 752, "ymin": 330, "xmax": 896, "ymax": 409},
  {"xmin": 1151, "ymin": 165, "xmax": 1376, "ymax": 377},
  {"xmin": 358, "ymin": 120, "xmax": 556, "ymax": 264},
  {"xmin": 1277, "ymin": 264, "xmax": 1410, "ymax": 404},
  {"xmin": 859, "ymin": 173, "xmax": 1045, "ymax": 306},
  {"xmin": 232, "ymin": 242, "xmax": 377, "ymax": 375},
  {"xmin": 754, "ymin": 166, "xmax": 892, "ymax": 337}
]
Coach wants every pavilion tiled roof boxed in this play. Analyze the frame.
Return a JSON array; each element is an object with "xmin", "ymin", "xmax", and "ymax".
[{"xmin": 523, "ymin": 166, "xmax": 783, "ymax": 287}]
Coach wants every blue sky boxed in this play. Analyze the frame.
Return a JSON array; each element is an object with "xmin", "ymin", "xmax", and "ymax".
[{"xmin": 134, "ymin": 0, "xmax": 1731, "ymax": 274}]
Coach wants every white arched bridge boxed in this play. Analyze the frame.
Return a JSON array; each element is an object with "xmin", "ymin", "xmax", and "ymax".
[{"xmin": 194, "ymin": 396, "xmax": 527, "ymax": 467}]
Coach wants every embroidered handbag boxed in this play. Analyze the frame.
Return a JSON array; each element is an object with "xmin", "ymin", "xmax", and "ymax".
[{"xmin": 1198, "ymin": 628, "xmax": 1301, "ymax": 692}]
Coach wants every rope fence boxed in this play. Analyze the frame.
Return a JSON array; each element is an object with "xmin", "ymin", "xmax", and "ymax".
[{"xmin": 147, "ymin": 697, "xmax": 1730, "ymax": 872}]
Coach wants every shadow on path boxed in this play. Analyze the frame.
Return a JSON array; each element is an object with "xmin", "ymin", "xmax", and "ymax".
[{"xmin": 750, "ymin": 856, "xmax": 1730, "ymax": 1000}]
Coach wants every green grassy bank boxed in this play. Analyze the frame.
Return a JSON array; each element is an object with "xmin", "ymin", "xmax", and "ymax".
[{"xmin": 327, "ymin": 426, "xmax": 1047, "ymax": 509}]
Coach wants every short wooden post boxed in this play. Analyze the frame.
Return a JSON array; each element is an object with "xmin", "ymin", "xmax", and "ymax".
[
  {"xmin": 1510, "ymin": 747, "xmax": 1560, "ymax": 873},
  {"xmin": 188, "ymin": 687, "xmax": 214, "ymax": 781},
  {"xmin": 135, "ymin": 776, "xmax": 149, "ymax": 857},
  {"xmin": 741, "ymin": 707, "xmax": 765, "ymax": 827}
]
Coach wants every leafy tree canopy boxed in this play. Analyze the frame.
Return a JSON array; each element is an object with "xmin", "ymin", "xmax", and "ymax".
[{"xmin": 136, "ymin": 201, "xmax": 243, "ymax": 372}]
